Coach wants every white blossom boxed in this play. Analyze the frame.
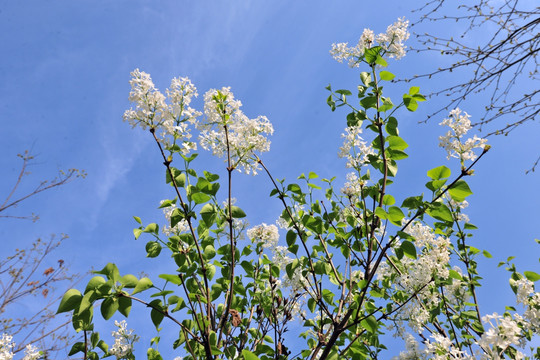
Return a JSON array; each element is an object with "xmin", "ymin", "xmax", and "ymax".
[
  {"xmin": 198, "ymin": 87, "xmax": 273, "ymax": 175},
  {"xmin": 392, "ymin": 333, "xmax": 426, "ymax": 360},
  {"xmin": 331, "ymin": 18, "xmax": 410, "ymax": 67},
  {"xmin": 338, "ymin": 126, "xmax": 375, "ymax": 169},
  {"xmin": 123, "ymin": 70, "xmax": 200, "ymax": 153},
  {"xmin": 477, "ymin": 313, "xmax": 522, "ymax": 357},
  {"xmin": 375, "ymin": 17, "xmax": 410, "ymax": 60},
  {"xmin": 123, "ymin": 69, "xmax": 167, "ymax": 131},
  {"xmin": 160, "ymin": 200, "xmax": 189, "ymax": 237},
  {"xmin": 247, "ymin": 223, "xmax": 279, "ymax": 249},
  {"xmin": 271, "ymin": 246, "xmax": 307, "ymax": 294},
  {"xmin": 0, "ymin": 334, "xmax": 14, "ymax": 360},
  {"xmin": 109, "ymin": 320, "xmax": 139, "ymax": 359},
  {"xmin": 0, "ymin": 335, "xmax": 42, "ymax": 360},
  {"xmin": 341, "ymin": 172, "xmax": 365, "ymax": 198},
  {"xmin": 21, "ymin": 344, "xmax": 40, "ymax": 360},
  {"xmin": 439, "ymin": 108, "xmax": 487, "ymax": 163},
  {"xmin": 378, "ymin": 222, "xmax": 450, "ymax": 331}
]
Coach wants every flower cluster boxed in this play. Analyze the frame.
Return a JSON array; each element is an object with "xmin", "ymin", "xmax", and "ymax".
[
  {"xmin": 0, "ymin": 334, "xmax": 41, "ymax": 360},
  {"xmin": 379, "ymin": 222, "xmax": 451, "ymax": 332},
  {"xmin": 198, "ymin": 87, "xmax": 273, "ymax": 175},
  {"xmin": 478, "ymin": 313, "xmax": 524, "ymax": 359},
  {"xmin": 0, "ymin": 334, "xmax": 13, "ymax": 360},
  {"xmin": 271, "ymin": 246, "xmax": 307, "ymax": 294},
  {"xmin": 330, "ymin": 17, "xmax": 410, "ymax": 67},
  {"xmin": 109, "ymin": 320, "xmax": 139, "ymax": 359},
  {"xmin": 439, "ymin": 108, "xmax": 487, "ymax": 163},
  {"xmin": 393, "ymin": 332, "xmax": 473, "ymax": 359},
  {"xmin": 247, "ymin": 223, "xmax": 279, "ymax": 249},
  {"xmin": 160, "ymin": 200, "xmax": 189, "ymax": 237},
  {"xmin": 123, "ymin": 69, "xmax": 200, "ymax": 152},
  {"xmin": 341, "ymin": 172, "xmax": 365, "ymax": 199},
  {"xmin": 338, "ymin": 126, "xmax": 375, "ymax": 169}
]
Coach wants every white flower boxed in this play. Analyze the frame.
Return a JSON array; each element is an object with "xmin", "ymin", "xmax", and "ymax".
[
  {"xmin": 198, "ymin": 87, "xmax": 273, "ymax": 175},
  {"xmin": 338, "ymin": 126, "xmax": 375, "ymax": 169},
  {"xmin": 247, "ymin": 223, "xmax": 279, "ymax": 249},
  {"xmin": 439, "ymin": 108, "xmax": 487, "ymax": 163},
  {"xmin": 477, "ymin": 313, "xmax": 522, "ymax": 356},
  {"xmin": 160, "ymin": 200, "xmax": 189, "ymax": 237},
  {"xmin": 375, "ymin": 17, "xmax": 410, "ymax": 60},
  {"xmin": 0, "ymin": 334, "xmax": 14, "ymax": 360},
  {"xmin": 123, "ymin": 69, "xmax": 167, "ymax": 131},
  {"xmin": 378, "ymin": 222, "xmax": 450, "ymax": 331},
  {"xmin": 341, "ymin": 172, "xmax": 365, "ymax": 198},
  {"xmin": 123, "ymin": 70, "xmax": 200, "ymax": 153},
  {"xmin": 110, "ymin": 320, "xmax": 139, "ymax": 359},
  {"xmin": 392, "ymin": 333, "xmax": 427, "ymax": 359},
  {"xmin": 331, "ymin": 18, "xmax": 410, "ymax": 66},
  {"xmin": 22, "ymin": 344, "xmax": 40, "ymax": 360}
]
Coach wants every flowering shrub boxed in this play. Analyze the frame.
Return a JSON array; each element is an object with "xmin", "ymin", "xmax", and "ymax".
[{"xmin": 57, "ymin": 18, "xmax": 540, "ymax": 360}]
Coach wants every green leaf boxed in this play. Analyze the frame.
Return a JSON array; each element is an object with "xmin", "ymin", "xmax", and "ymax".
[
  {"xmin": 360, "ymin": 315, "xmax": 378, "ymax": 333},
  {"xmin": 242, "ymin": 349, "xmax": 260, "ymax": 360},
  {"xmin": 375, "ymin": 207, "xmax": 388, "ymax": 220},
  {"xmin": 427, "ymin": 203, "xmax": 454, "ymax": 223},
  {"xmin": 524, "ymin": 271, "xmax": 540, "ymax": 282},
  {"xmin": 147, "ymin": 348, "xmax": 163, "ymax": 360},
  {"xmin": 68, "ymin": 342, "xmax": 86, "ymax": 356},
  {"xmin": 159, "ymin": 274, "xmax": 182, "ymax": 285},
  {"xmin": 146, "ymin": 241, "xmax": 162, "ymax": 258},
  {"xmin": 158, "ymin": 199, "xmax": 176, "ymax": 208},
  {"xmin": 230, "ymin": 206, "xmax": 247, "ymax": 218},
  {"xmin": 385, "ymin": 116, "xmax": 399, "ymax": 136},
  {"xmin": 426, "ymin": 179, "xmax": 447, "ymax": 192},
  {"xmin": 120, "ymin": 274, "xmax": 139, "ymax": 288},
  {"xmin": 204, "ymin": 245, "xmax": 216, "ymax": 259},
  {"xmin": 132, "ymin": 277, "xmax": 153, "ymax": 295},
  {"xmin": 387, "ymin": 136, "xmax": 408, "ymax": 150},
  {"xmin": 400, "ymin": 241, "xmax": 417, "ymax": 259},
  {"xmin": 402, "ymin": 195, "xmax": 423, "ymax": 209},
  {"xmin": 360, "ymin": 96, "xmax": 377, "ymax": 109},
  {"xmin": 364, "ymin": 46, "xmax": 381, "ymax": 64},
  {"xmin": 403, "ymin": 95, "xmax": 418, "ymax": 112},
  {"xmin": 448, "ymin": 180, "xmax": 473, "ymax": 202},
  {"xmin": 57, "ymin": 289, "xmax": 83, "ymax": 314},
  {"xmin": 150, "ymin": 300, "xmax": 165, "ymax": 329},
  {"xmin": 388, "ymin": 149, "xmax": 408, "ymax": 160},
  {"xmin": 308, "ymin": 298, "xmax": 316, "ymax": 313},
  {"xmin": 84, "ymin": 276, "xmax": 106, "ymax": 294},
  {"xmin": 464, "ymin": 223, "xmax": 478, "ymax": 230},
  {"xmin": 375, "ymin": 55, "xmax": 387, "ymax": 67},
  {"xmin": 200, "ymin": 203, "xmax": 217, "ymax": 226},
  {"xmin": 192, "ymin": 192, "xmax": 211, "ymax": 204},
  {"xmin": 286, "ymin": 230, "xmax": 297, "ymax": 247},
  {"xmin": 335, "ymin": 89, "xmax": 352, "ymax": 96},
  {"xmin": 170, "ymin": 209, "xmax": 184, "ymax": 228},
  {"xmin": 360, "ymin": 72, "xmax": 372, "ymax": 86},
  {"xmin": 387, "ymin": 206, "xmax": 404, "ymax": 226},
  {"xmin": 174, "ymin": 172, "xmax": 186, "ymax": 187},
  {"xmin": 94, "ymin": 263, "xmax": 120, "ymax": 282},
  {"xmin": 427, "ymin": 166, "xmax": 451, "ymax": 180},
  {"xmin": 100, "ymin": 297, "xmax": 118, "ymax": 320},
  {"xmin": 143, "ymin": 223, "xmax": 159, "ymax": 234},
  {"xmin": 133, "ymin": 228, "xmax": 143, "ymax": 239},
  {"xmin": 382, "ymin": 194, "xmax": 395, "ymax": 206},
  {"xmin": 379, "ymin": 71, "xmax": 395, "ymax": 81},
  {"xmin": 133, "ymin": 216, "xmax": 142, "ymax": 224},
  {"xmin": 118, "ymin": 296, "xmax": 132, "ymax": 317}
]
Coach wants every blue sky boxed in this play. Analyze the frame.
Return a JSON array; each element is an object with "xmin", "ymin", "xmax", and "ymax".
[{"xmin": 1, "ymin": 1, "xmax": 538, "ymax": 357}]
